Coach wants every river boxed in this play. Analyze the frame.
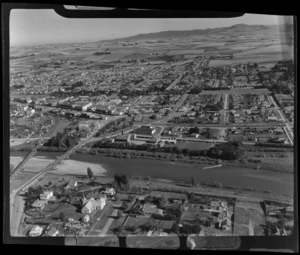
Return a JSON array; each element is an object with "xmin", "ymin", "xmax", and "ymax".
[{"xmin": 10, "ymin": 151, "xmax": 294, "ymax": 197}]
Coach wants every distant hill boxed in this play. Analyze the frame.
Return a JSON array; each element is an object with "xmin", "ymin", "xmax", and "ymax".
[{"xmin": 97, "ymin": 23, "xmax": 293, "ymax": 43}]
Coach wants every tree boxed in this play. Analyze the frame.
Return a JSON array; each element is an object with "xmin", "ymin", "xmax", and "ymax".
[
  {"xmin": 128, "ymin": 195, "xmax": 135, "ymax": 202},
  {"xmin": 59, "ymin": 212, "xmax": 66, "ymax": 221},
  {"xmin": 117, "ymin": 210, "xmax": 123, "ymax": 219},
  {"xmin": 114, "ymin": 225, "xmax": 125, "ymax": 237},
  {"xmin": 87, "ymin": 167, "xmax": 94, "ymax": 179},
  {"xmin": 121, "ymin": 201, "xmax": 128, "ymax": 210},
  {"xmin": 158, "ymin": 194, "xmax": 168, "ymax": 208},
  {"xmin": 189, "ymin": 127, "xmax": 200, "ymax": 134},
  {"xmin": 191, "ymin": 176, "xmax": 196, "ymax": 187},
  {"xmin": 171, "ymin": 223, "xmax": 180, "ymax": 234}
]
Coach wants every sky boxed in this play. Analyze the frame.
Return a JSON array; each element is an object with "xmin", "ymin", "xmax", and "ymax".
[{"xmin": 10, "ymin": 9, "xmax": 294, "ymax": 47}]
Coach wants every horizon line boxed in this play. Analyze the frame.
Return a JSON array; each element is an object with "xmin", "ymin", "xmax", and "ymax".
[{"xmin": 10, "ymin": 22, "xmax": 291, "ymax": 48}]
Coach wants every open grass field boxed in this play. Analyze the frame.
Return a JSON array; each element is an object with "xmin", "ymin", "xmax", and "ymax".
[
  {"xmin": 52, "ymin": 159, "xmax": 107, "ymax": 176},
  {"xmin": 74, "ymin": 235, "xmax": 120, "ymax": 247},
  {"xmin": 187, "ymin": 236, "xmax": 240, "ymax": 249},
  {"xmin": 21, "ymin": 156, "xmax": 54, "ymax": 173},
  {"xmin": 10, "ymin": 171, "xmax": 36, "ymax": 191},
  {"xmin": 242, "ymin": 151, "xmax": 294, "ymax": 173},
  {"xmin": 233, "ymin": 201, "xmax": 266, "ymax": 236},
  {"xmin": 126, "ymin": 235, "xmax": 180, "ymax": 249},
  {"xmin": 174, "ymin": 141, "xmax": 215, "ymax": 150}
]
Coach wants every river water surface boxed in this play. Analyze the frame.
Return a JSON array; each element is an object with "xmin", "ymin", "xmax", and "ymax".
[{"xmin": 10, "ymin": 151, "xmax": 294, "ymax": 197}]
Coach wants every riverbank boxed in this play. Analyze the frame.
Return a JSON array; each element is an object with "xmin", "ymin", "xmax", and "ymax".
[
  {"xmin": 16, "ymin": 145, "xmax": 290, "ymax": 174},
  {"xmin": 80, "ymin": 147, "xmax": 293, "ymax": 175},
  {"xmin": 10, "ymin": 156, "xmax": 107, "ymax": 176},
  {"xmin": 52, "ymin": 159, "xmax": 107, "ymax": 176},
  {"xmin": 10, "ymin": 150, "xmax": 294, "ymax": 197}
]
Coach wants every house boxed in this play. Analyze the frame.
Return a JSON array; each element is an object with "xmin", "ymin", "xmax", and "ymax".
[
  {"xmin": 142, "ymin": 204, "xmax": 162, "ymax": 216},
  {"xmin": 138, "ymin": 196, "xmax": 145, "ymax": 202},
  {"xmin": 81, "ymin": 198, "xmax": 95, "ymax": 214},
  {"xmin": 40, "ymin": 191, "xmax": 53, "ymax": 201},
  {"xmin": 92, "ymin": 196, "xmax": 107, "ymax": 210},
  {"xmin": 64, "ymin": 179, "xmax": 78, "ymax": 190},
  {"xmin": 210, "ymin": 201, "xmax": 220, "ymax": 210},
  {"xmin": 103, "ymin": 187, "xmax": 116, "ymax": 196},
  {"xmin": 46, "ymin": 226, "xmax": 59, "ymax": 237},
  {"xmin": 31, "ymin": 199, "xmax": 47, "ymax": 209},
  {"xmin": 81, "ymin": 215, "xmax": 90, "ymax": 223},
  {"xmin": 29, "ymin": 225, "xmax": 44, "ymax": 237}
]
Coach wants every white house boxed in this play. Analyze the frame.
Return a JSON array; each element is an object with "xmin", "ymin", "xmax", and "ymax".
[
  {"xmin": 81, "ymin": 197, "xmax": 107, "ymax": 214},
  {"xmin": 46, "ymin": 227, "xmax": 59, "ymax": 237},
  {"xmin": 82, "ymin": 215, "xmax": 90, "ymax": 223},
  {"xmin": 40, "ymin": 191, "xmax": 53, "ymax": 201},
  {"xmin": 31, "ymin": 199, "xmax": 47, "ymax": 209},
  {"xmin": 29, "ymin": 225, "xmax": 44, "ymax": 237},
  {"xmin": 81, "ymin": 198, "xmax": 95, "ymax": 214},
  {"xmin": 104, "ymin": 187, "xmax": 116, "ymax": 196},
  {"xmin": 64, "ymin": 179, "xmax": 78, "ymax": 190}
]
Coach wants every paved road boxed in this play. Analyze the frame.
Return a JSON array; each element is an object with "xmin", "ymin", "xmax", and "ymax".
[
  {"xmin": 86, "ymin": 203, "xmax": 113, "ymax": 236},
  {"xmin": 152, "ymin": 122, "xmax": 286, "ymax": 128},
  {"xmin": 170, "ymin": 93, "xmax": 189, "ymax": 114},
  {"xmin": 166, "ymin": 74, "xmax": 183, "ymax": 91},
  {"xmin": 10, "ymin": 192, "xmax": 25, "ymax": 236},
  {"xmin": 248, "ymin": 219, "xmax": 254, "ymax": 236},
  {"xmin": 267, "ymin": 95, "xmax": 294, "ymax": 145},
  {"xmin": 10, "ymin": 138, "xmax": 46, "ymax": 176},
  {"xmin": 99, "ymin": 209, "xmax": 118, "ymax": 236}
]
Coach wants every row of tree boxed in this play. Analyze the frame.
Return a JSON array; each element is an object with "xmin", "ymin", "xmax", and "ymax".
[{"xmin": 92, "ymin": 140, "xmax": 244, "ymax": 161}]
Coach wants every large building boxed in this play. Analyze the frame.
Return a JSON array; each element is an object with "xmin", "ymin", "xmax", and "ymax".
[
  {"xmin": 275, "ymin": 94, "xmax": 294, "ymax": 106},
  {"xmin": 133, "ymin": 125, "xmax": 155, "ymax": 135}
]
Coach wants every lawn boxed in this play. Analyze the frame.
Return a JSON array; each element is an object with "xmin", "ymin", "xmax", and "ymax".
[
  {"xmin": 72, "ymin": 235, "xmax": 120, "ymax": 247},
  {"xmin": 233, "ymin": 201, "xmax": 266, "ymax": 236},
  {"xmin": 187, "ymin": 236, "xmax": 240, "ymax": 249},
  {"xmin": 173, "ymin": 141, "xmax": 215, "ymax": 150},
  {"xmin": 126, "ymin": 235, "xmax": 180, "ymax": 249}
]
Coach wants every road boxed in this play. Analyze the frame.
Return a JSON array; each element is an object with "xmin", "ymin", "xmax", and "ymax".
[
  {"xmin": 151, "ymin": 122, "xmax": 286, "ymax": 128},
  {"xmin": 248, "ymin": 219, "xmax": 254, "ymax": 236},
  {"xmin": 98, "ymin": 209, "xmax": 118, "ymax": 236},
  {"xmin": 86, "ymin": 203, "xmax": 113, "ymax": 236},
  {"xmin": 267, "ymin": 95, "xmax": 294, "ymax": 145},
  {"xmin": 166, "ymin": 74, "xmax": 183, "ymax": 91},
  {"xmin": 170, "ymin": 93, "xmax": 189, "ymax": 114},
  {"xmin": 10, "ymin": 138, "xmax": 46, "ymax": 176},
  {"xmin": 10, "ymin": 191, "xmax": 26, "ymax": 236}
]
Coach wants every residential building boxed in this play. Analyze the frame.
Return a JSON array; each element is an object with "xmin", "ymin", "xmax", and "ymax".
[
  {"xmin": 46, "ymin": 227, "xmax": 59, "ymax": 237},
  {"xmin": 29, "ymin": 225, "xmax": 44, "ymax": 237},
  {"xmin": 64, "ymin": 179, "xmax": 78, "ymax": 190},
  {"xmin": 103, "ymin": 187, "xmax": 116, "ymax": 196},
  {"xmin": 40, "ymin": 191, "xmax": 53, "ymax": 201},
  {"xmin": 31, "ymin": 199, "xmax": 47, "ymax": 209}
]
